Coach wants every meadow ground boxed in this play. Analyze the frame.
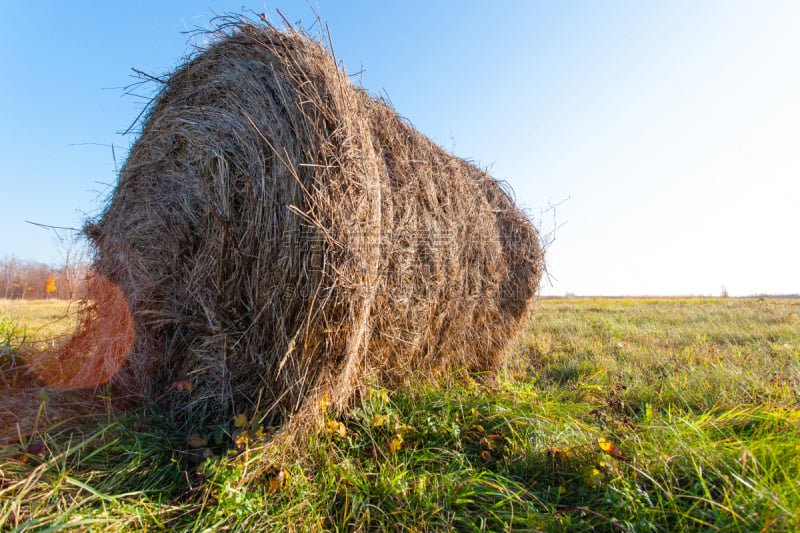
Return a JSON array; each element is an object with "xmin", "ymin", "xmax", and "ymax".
[
  {"xmin": 1, "ymin": 298, "xmax": 798, "ymax": 531},
  {"xmin": 0, "ymin": 299, "xmax": 76, "ymax": 341}
]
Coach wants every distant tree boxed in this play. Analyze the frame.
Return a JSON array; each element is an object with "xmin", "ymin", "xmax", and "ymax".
[
  {"xmin": 55, "ymin": 229, "xmax": 89, "ymax": 301},
  {"xmin": 0, "ymin": 222, "xmax": 90, "ymax": 301},
  {"xmin": 0, "ymin": 257, "xmax": 15, "ymax": 298},
  {"xmin": 0, "ymin": 256, "xmax": 88, "ymax": 300},
  {"xmin": 46, "ymin": 275, "xmax": 57, "ymax": 297}
]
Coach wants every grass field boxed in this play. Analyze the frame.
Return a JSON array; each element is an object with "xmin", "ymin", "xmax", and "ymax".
[
  {"xmin": 1, "ymin": 298, "xmax": 798, "ymax": 531},
  {"xmin": 0, "ymin": 299, "xmax": 76, "ymax": 341}
]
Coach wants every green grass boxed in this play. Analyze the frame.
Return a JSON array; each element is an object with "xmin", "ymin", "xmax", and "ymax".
[{"xmin": 1, "ymin": 298, "xmax": 799, "ymax": 531}]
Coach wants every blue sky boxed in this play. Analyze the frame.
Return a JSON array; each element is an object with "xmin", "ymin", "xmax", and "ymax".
[{"xmin": 1, "ymin": 1, "xmax": 798, "ymax": 296}]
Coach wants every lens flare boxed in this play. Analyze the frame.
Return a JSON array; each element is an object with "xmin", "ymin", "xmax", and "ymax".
[{"xmin": 28, "ymin": 275, "xmax": 134, "ymax": 389}]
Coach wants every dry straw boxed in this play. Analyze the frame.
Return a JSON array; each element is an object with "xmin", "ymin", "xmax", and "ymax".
[{"xmin": 81, "ymin": 17, "xmax": 544, "ymax": 431}]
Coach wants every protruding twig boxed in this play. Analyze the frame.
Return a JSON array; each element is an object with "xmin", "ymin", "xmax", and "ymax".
[{"xmin": 131, "ymin": 67, "xmax": 167, "ymax": 84}]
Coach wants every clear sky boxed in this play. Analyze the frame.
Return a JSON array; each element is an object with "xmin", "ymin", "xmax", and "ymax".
[{"xmin": 1, "ymin": 1, "xmax": 798, "ymax": 296}]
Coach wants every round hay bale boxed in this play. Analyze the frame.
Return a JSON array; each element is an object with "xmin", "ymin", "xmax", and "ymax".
[{"xmin": 85, "ymin": 21, "xmax": 544, "ymax": 429}]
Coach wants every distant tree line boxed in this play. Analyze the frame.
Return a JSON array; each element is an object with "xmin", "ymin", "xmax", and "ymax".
[{"xmin": 0, "ymin": 257, "xmax": 89, "ymax": 300}]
